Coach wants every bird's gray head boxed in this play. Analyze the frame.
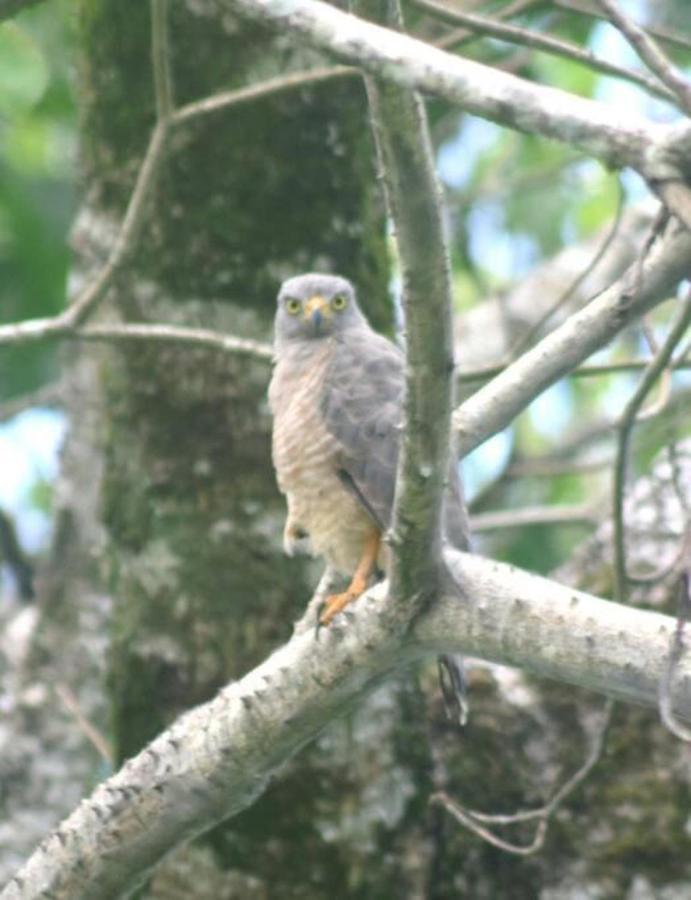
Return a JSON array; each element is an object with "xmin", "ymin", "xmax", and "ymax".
[{"xmin": 274, "ymin": 273, "xmax": 367, "ymax": 346}]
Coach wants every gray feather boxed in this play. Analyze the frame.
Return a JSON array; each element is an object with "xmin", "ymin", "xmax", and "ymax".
[
  {"xmin": 320, "ymin": 324, "xmax": 468, "ymax": 548},
  {"xmin": 320, "ymin": 328, "xmax": 404, "ymax": 531}
]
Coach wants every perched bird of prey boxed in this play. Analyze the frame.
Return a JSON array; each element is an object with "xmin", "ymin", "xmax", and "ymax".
[{"xmin": 269, "ymin": 273, "xmax": 468, "ymax": 718}]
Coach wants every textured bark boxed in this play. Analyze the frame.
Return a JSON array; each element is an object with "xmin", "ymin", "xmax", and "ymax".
[{"xmin": 220, "ymin": 0, "xmax": 672, "ymax": 174}]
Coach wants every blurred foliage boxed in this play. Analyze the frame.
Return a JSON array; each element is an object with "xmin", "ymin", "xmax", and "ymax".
[{"xmin": 0, "ymin": 0, "xmax": 75, "ymax": 401}]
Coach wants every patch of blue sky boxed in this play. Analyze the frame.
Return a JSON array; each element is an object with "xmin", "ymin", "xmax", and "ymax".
[
  {"xmin": 528, "ymin": 380, "xmax": 574, "ymax": 438},
  {"xmin": 466, "ymin": 200, "xmax": 540, "ymax": 281},
  {"xmin": 462, "ymin": 428, "xmax": 513, "ymax": 503},
  {"xmin": 0, "ymin": 407, "xmax": 66, "ymax": 551},
  {"xmin": 438, "ymin": 117, "xmax": 503, "ymax": 190},
  {"xmin": 590, "ymin": 17, "xmax": 684, "ymax": 125}
]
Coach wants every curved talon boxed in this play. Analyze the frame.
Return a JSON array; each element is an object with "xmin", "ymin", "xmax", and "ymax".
[
  {"xmin": 314, "ymin": 529, "xmax": 381, "ymax": 630},
  {"xmin": 314, "ymin": 598, "xmax": 327, "ymax": 638},
  {"xmin": 319, "ymin": 590, "xmax": 359, "ymax": 627}
]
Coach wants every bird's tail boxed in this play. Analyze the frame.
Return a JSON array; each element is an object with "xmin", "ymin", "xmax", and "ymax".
[{"xmin": 437, "ymin": 653, "xmax": 468, "ymax": 726}]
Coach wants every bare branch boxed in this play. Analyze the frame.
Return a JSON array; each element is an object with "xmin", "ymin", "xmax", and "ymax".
[
  {"xmin": 453, "ymin": 223, "xmax": 691, "ymax": 457},
  {"xmin": 72, "ymin": 322, "xmax": 273, "ymax": 361},
  {"xmin": 63, "ymin": 2, "xmax": 176, "ymax": 327},
  {"xmin": 436, "ymin": 0, "xmax": 560, "ymax": 52},
  {"xmin": 612, "ymin": 294, "xmax": 691, "ymax": 603},
  {"xmin": 471, "ymin": 503, "xmax": 597, "ymax": 532},
  {"xmin": 220, "ymin": 0, "xmax": 673, "ymax": 176},
  {"xmin": 0, "ymin": 318, "xmax": 273, "ymax": 361},
  {"xmin": 430, "ymin": 699, "xmax": 613, "ymax": 855},
  {"xmin": 454, "ymin": 205, "xmax": 654, "ymax": 372},
  {"xmin": 151, "ymin": 0, "xmax": 174, "ymax": 120},
  {"xmin": 509, "ymin": 175, "xmax": 626, "ymax": 358},
  {"xmin": 414, "ymin": 0, "xmax": 675, "ymax": 103},
  {"xmin": 595, "ymin": 0, "xmax": 691, "ymax": 117},
  {"xmin": 62, "ymin": 122, "xmax": 169, "ymax": 327},
  {"xmin": 173, "ymin": 66, "xmax": 358, "ymax": 124},
  {"xmin": 457, "ymin": 357, "xmax": 691, "ymax": 386},
  {"xmin": 0, "ymin": 5, "xmax": 174, "ymax": 340},
  {"xmin": 55, "ymin": 684, "xmax": 114, "ymax": 768},
  {"xmin": 6, "ymin": 549, "xmax": 691, "ymax": 898},
  {"xmin": 555, "ymin": 0, "xmax": 691, "ymax": 53},
  {"xmin": 354, "ymin": 0, "xmax": 456, "ymax": 595}
]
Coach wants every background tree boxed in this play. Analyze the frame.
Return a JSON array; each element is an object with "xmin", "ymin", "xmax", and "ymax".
[{"xmin": 1, "ymin": 0, "xmax": 690, "ymax": 897}]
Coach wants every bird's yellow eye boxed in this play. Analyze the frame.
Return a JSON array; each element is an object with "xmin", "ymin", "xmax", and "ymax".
[
  {"xmin": 285, "ymin": 297, "xmax": 302, "ymax": 315},
  {"xmin": 331, "ymin": 294, "xmax": 348, "ymax": 311}
]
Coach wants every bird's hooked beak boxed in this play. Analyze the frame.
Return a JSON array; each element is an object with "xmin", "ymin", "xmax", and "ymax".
[{"xmin": 303, "ymin": 295, "xmax": 331, "ymax": 333}]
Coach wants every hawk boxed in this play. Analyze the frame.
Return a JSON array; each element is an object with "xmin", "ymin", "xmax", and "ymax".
[{"xmin": 269, "ymin": 273, "xmax": 468, "ymax": 715}]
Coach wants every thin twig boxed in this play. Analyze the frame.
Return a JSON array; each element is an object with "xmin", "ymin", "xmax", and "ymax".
[
  {"xmin": 55, "ymin": 683, "xmax": 114, "ymax": 767},
  {"xmin": 0, "ymin": 317, "xmax": 273, "ymax": 360},
  {"xmin": 75, "ymin": 322, "xmax": 273, "ymax": 361},
  {"xmin": 470, "ymin": 503, "xmax": 596, "ymax": 532},
  {"xmin": 62, "ymin": 122, "xmax": 169, "ymax": 327},
  {"xmin": 659, "ymin": 571, "xmax": 691, "ymax": 742},
  {"xmin": 595, "ymin": 0, "xmax": 691, "ymax": 116},
  {"xmin": 510, "ymin": 176, "xmax": 626, "ymax": 358},
  {"xmin": 435, "ymin": 0, "xmax": 544, "ymax": 51},
  {"xmin": 414, "ymin": 0, "xmax": 674, "ymax": 102},
  {"xmin": 627, "ymin": 523, "xmax": 691, "ymax": 586},
  {"xmin": 613, "ymin": 295, "xmax": 691, "ymax": 603},
  {"xmin": 62, "ymin": 0, "xmax": 176, "ymax": 327},
  {"xmin": 456, "ymin": 356, "xmax": 691, "ymax": 386},
  {"xmin": 555, "ymin": 0, "xmax": 691, "ymax": 54},
  {"xmin": 173, "ymin": 66, "xmax": 358, "ymax": 124},
  {"xmin": 3, "ymin": 66, "xmax": 359, "ymax": 344},
  {"xmin": 431, "ymin": 699, "xmax": 614, "ymax": 855},
  {"xmin": 453, "ymin": 224, "xmax": 691, "ymax": 458},
  {"xmin": 151, "ymin": 0, "xmax": 175, "ymax": 120},
  {"xmin": 506, "ymin": 457, "xmax": 610, "ymax": 478}
]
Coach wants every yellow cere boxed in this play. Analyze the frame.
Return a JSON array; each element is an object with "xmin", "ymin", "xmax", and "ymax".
[{"xmin": 303, "ymin": 295, "xmax": 331, "ymax": 318}]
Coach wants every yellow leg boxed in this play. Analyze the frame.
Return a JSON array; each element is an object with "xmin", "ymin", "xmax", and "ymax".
[{"xmin": 319, "ymin": 530, "xmax": 381, "ymax": 626}]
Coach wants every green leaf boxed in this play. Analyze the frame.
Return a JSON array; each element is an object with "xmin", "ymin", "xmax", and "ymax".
[{"xmin": 0, "ymin": 23, "xmax": 48, "ymax": 116}]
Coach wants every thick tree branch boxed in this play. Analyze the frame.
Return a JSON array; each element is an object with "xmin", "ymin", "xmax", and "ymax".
[
  {"xmin": 354, "ymin": 0, "xmax": 456, "ymax": 595},
  {"xmin": 453, "ymin": 223, "xmax": 691, "ymax": 457},
  {"xmin": 220, "ymin": 0, "xmax": 683, "ymax": 179},
  {"xmin": 5, "ymin": 550, "xmax": 691, "ymax": 899}
]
